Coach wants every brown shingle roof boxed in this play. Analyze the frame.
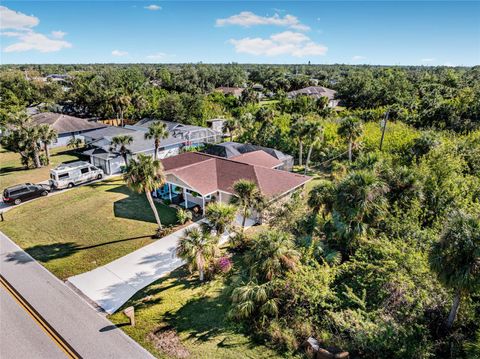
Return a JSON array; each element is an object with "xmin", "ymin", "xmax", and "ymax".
[
  {"xmin": 230, "ymin": 150, "xmax": 283, "ymax": 168},
  {"xmin": 161, "ymin": 152, "xmax": 311, "ymax": 198},
  {"xmin": 31, "ymin": 112, "xmax": 106, "ymax": 134}
]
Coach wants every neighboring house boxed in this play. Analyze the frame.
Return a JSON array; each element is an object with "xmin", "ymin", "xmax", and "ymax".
[
  {"xmin": 214, "ymin": 87, "xmax": 245, "ymax": 98},
  {"xmin": 203, "ymin": 142, "xmax": 294, "ymax": 171},
  {"xmin": 206, "ymin": 118, "xmax": 227, "ymax": 134},
  {"xmin": 287, "ymin": 86, "xmax": 339, "ymax": 108},
  {"xmin": 83, "ymin": 119, "xmax": 222, "ymax": 175},
  {"xmin": 31, "ymin": 112, "xmax": 107, "ymax": 147},
  {"xmin": 157, "ymin": 152, "xmax": 311, "ymax": 220}
]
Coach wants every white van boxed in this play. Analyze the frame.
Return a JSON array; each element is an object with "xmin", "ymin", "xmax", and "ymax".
[{"xmin": 49, "ymin": 161, "xmax": 104, "ymax": 189}]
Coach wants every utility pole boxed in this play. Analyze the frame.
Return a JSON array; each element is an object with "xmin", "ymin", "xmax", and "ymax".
[{"xmin": 379, "ymin": 110, "xmax": 389, "ymax": 151}]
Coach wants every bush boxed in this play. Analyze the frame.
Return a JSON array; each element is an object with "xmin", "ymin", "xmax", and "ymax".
[{"xmin": 176, "ymin": 208, "xmax": 192, "ymax": 224}]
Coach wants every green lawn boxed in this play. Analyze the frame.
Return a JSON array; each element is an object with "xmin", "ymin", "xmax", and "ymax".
[
  {"xmin": 0, "ymin": 146, "xmax": 82, "ymax": 189},
  {"xmin": 0, "ymin": 177, "xmax": 178, "ymax": 279},
  {"xmin": 109, "ymin": 258, "xmax": 281, "ymax": 359}
]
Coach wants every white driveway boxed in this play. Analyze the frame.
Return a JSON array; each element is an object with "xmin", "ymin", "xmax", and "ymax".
[
  {"xmin": 67, "ymin": 221, "xmax": 234, "ymax": 314},
  {"xmin": 67, "ymin": 222, "xmax": 198, "ymax": 314}
]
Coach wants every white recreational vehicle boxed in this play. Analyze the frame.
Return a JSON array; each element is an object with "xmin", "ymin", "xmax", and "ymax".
[{"xmin": 49, "ymin": 161, "xmax": 104, "ymax": 189}]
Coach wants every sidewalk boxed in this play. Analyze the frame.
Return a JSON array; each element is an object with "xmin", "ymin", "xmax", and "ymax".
[
  {"xmin": 68, "ymin": 221, "xmax": 201, "ymax": 314},
  {"xmin": 0, "ymin": 231, "xmax": 153, "ymax": 359}
]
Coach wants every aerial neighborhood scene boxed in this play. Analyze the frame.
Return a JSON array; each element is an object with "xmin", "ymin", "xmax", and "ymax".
[{"xmin": 1, "ymin": 1, "xmax": 480, "ymax": 359}]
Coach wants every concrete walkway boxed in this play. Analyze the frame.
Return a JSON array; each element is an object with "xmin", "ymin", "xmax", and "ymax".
[
  {"xmin": 0, "ymin": 231, "xmax": 153, "ymax": 359},
  {"xmin": 68, "ymin": 221, "xmax": 204, "ymax": 314}
]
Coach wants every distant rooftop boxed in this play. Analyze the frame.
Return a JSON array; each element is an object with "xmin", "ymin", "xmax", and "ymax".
[
  {"xmin": 287, "ymin": 86, "xmax": 337, "ymax": 100},
  {"xmin": 31, "ymin": 112, "xmax": 106, "ymax": 134}
]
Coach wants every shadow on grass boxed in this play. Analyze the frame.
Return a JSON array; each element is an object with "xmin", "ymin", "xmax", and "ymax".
[
  {"xmin": 108, "ymin": 185, "xmax": 177, "ymax": 226},
  {"xmin": 7, "ymin": 235, "xmax": 155, "ymax": 264},
  {"xmin": 116, "ymin": 266, "xmax": 195, "ymax": 312},
  {"xmin": 0, "ymin": 166, "xmax": 27, "ymax": 176}
]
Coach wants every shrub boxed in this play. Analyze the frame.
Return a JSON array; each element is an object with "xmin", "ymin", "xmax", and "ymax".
[{"xmin": 176, "ymin": 208, "xmax": 192, "ymax": 224}]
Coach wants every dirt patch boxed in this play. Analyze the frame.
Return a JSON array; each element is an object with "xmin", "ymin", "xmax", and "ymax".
[{"xmin": 148, "ymin": 326, "xmax": 190, "ymax": 358}]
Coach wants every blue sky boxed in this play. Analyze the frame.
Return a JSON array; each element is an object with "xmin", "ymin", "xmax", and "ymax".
[{"xmin": 1, "ymin": 1, "xmax": 479, "ymax": 65}]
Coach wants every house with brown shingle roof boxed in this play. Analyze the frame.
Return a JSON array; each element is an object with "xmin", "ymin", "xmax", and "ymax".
[
  {"xmin": 214, "ymin": 87, "xmax": 245, "ymax": 98},
  {"xmin": 157, "ymin": 152, "xmax": 311, "ymax": 220},
  {"xmin": 31, "ymin": 112, "xmax": 106, "ymax": 147},
  {"xmin": 287, "ymin": 86, "xmax": 339, "ymax": 108}
]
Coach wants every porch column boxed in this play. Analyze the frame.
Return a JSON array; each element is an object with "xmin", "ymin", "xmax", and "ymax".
[
  {"xmin": 202, "ymin": 196, "xmax": 205, "ymax": 216},
  {"xmin": 183, "ymin": 187, "xmax": 188, "ymax": 209},
  {"xmin": 168, "ymin": 183, "xmax": 172, "ymax": 201}
]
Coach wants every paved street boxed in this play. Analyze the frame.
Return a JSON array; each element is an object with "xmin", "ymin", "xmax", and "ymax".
[
  {"xmin": 0, "ymin": 231, "xmax": 153, "ymax": 359},
  {"xmin": 1, "ymin": 287, "xmax": 66, "ymax": 359}
]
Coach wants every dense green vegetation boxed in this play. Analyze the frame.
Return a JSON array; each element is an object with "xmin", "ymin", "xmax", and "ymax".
[{"xmin": 1, "ymin": 63, "xmax": 479, "ymax": 358}]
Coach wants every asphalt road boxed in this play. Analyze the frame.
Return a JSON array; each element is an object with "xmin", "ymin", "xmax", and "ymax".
[
  {"xmin": 1, "ymin": 286, "xmax": 66, "ymax": 359},
  {"xmin": 0, "ymin": 231, "xmax": 153, "ymax": 359}
]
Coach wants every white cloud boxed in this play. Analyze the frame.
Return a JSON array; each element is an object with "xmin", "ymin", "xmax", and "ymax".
[
  {"xmin": 216, "ymin": 11, "xmax": 310, "ymax": 31},
  {"xmin": 0, "ymin": 6, "xmax": 39, "ymax": 29},
  {"xmin": 352, "ymin": 55, "xmax": 366, "ymax": 61},
  {"xmin": 112, "ymin": 49, "xmax": 128, "ymax": 57},
  {"xmin": 421, "ymin": 58, "xmax": 435, "ymax": 63},
  {"xmin": 146, "ymin": 52, "xmax": 167, "ymax": 59},
  {"xmin": 229, "ymin": 31, "xmax": 327, "ymax": 57},
  {"xmin": 3, "ymin": 30, "xmax": 71, "ymax": 52},
  {"xmin": 145, "ymin": 4, "xmax": 161, "ymax": 11},
  {"xmin": 0, "ymin": 6, "xmax": 71, "ymax": 53},
  {"xmin": 51, "ymin": 30, "xmax": 66, "ymax": 39}
]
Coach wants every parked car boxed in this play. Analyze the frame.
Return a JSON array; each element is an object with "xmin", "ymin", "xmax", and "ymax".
[
  {"xmin": 49, "ymin": 161, "xmax": 104, "ymax": 189},
  {"xmin": 3, "ymin": 183, "xmax": 50, "ymax": 205}
]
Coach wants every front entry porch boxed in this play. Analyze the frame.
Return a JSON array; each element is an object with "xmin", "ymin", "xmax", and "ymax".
[{"xmin": 153, "ymin": 182, "xmax": 214, "ymax": 215}]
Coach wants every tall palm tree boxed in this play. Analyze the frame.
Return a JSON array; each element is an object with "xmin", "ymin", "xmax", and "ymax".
[
  {"xmin": 246, "ymin": 229, "xmax": 300, "ymax": 281},
  {"xmin": 230, "ymin": 179, "xmax": 266, "ymax": 232},
  {"xmin": 429, "ymin": 212, "xmax": 480, "ymax": 329},
  {"xmin": 37, "ymin": 124, "xmax": 57, "ymax": 165},
  {"xmin": 18, "ymin": 126, "xmax": 42, "ymax": 168},
  {"xmin": 144, "ymin": 121, "xmax": 169, "ymax": 160},
  {"xmin": 118, "ymin": 94, "xmax": 131, "ymax": 127},
  {"xmin": 110, "ymin": 135, "xmax": 134, "ymax": 167},
  {"xmin": 290, "ymin": 117, "xmax": 309, "ymax": 166},
  {"xmin": 308, "ymin": 180, "xmax": 336, "ymax": 219},
  {"xmin": 176, "ymin": 227, "xmax": 217, "ymax": 281},
  {"xmin": 205, "ymin": 202, "xmax": 237, "ymax": 236},
  {"xmin": 304, "ymin": 121, "xmax": 324, "ymax": 174},
  {"xmin": 338, "ymin": 116, "xmax": 363, "ymax": 162},
  {"xmin": 124, "ymin": 154, "xmax": 166, "ymax": 237}
]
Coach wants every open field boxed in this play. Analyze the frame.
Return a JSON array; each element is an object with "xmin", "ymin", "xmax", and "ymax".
[
  {"xmin": 109, "ymin": 257, "xmax": 282, "ymax": 359},
  {"xmin": 0, "ymin": 177, "xmax": 178, "ymax": 279},
  {"xmin": 0, "ymin": 146, "xmax": 82, "ymax": 189}
]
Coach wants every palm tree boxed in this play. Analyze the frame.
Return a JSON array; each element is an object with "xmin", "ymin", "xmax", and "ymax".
[
  {"xmin": 176, "ymin": 227, "xmax": 217, "ymax": 281},
  {"xmin": 229, "ymin": 281, "xmax": 278, "ymax": 321},
  {"xmin": 304, "ymin": 121, "xmax": 324, "ymax": 174},
  {"xmin": 290, "ymin": 118, "xmax": 309, "ymax": 166},
  {"xmin": 308, "ymin": 180, "xmax": 336, "ymax": 219},
  {"xmin": 67, "ymin": 136, "xmax": 83, "ymax": 150},
  {"xmin": 230, "ymin": 180, "xmax": 266, "ymax": 232},
  {"xmin": 124, "ymin": 154, "xmax": 166, "ymax": 236},
  {"xmin": 246, "ymin": 229, "xmax": 300, "ymax": 281},
  {"xmin": 22, "ymin": 126, "xmax": 42, "ymax": 168},
  {"xmin": 223, "ymin": 118, "xmax": 240, "ymax": 142},
  {"xmin": 37, "ymin": 124, "xmax": 57, "ymax": 165},
  {"xmin": 110, "ymin": 135, "xmax": 133, "ymax": 167},
  {"xmin": 144, "ymin": 121, "xmax": 169, "ymax": 160},
  {"xmin": 338, "ymin": 116, "xmax": 363, "ymax": 162},
  {"xmin": 429, "ymin": 212, "xmax": 480, "ymax": 329},
  {"xmin": 334, "ymin": 170, "xmax": 389, "ymax": 248},
  {"xmin": 205, "ymin": 202, "xmax": 237, "ymax": 236}
]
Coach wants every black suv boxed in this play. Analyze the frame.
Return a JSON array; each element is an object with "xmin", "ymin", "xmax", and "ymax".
[{"xmin": 3, "ymin": 183, "xmax": 50, "ymax": 205}]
